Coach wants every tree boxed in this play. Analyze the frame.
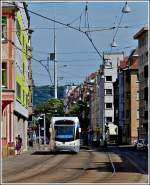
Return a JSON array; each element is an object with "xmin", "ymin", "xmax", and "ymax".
[
  {"xmin": 68, "ymin": 100, "xmax": 88, "ymax": 129},
  {"xmin": 33, "ymin": 98, "xmax": 64, "ymax": 138}
]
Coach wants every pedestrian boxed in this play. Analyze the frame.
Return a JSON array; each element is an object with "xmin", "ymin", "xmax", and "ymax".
[{"xmin": 15, "ymin": 135, "xmax": 22, "ymax": 155}]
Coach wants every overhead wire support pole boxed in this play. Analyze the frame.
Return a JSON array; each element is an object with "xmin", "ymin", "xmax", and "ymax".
[{"xmin": 54, "ymin": 17, "xmax": 57, "ymax": 99}]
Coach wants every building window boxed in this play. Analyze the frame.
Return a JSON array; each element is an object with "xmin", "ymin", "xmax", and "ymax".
[
  {"xmin": 144, "ymin": 87, "xmax": 148, "ymax": 101},
  {"xmin": 16, "ymin": 82, "xmax": 21, "ymax": 99},
  {"xmin": 137, "ymin": 109, "xmax": 139, "ymax": 119},
  {"xmin": 137, "ymin": 91, "xmax": 139, "ymax": 100},
  {"xmin": 26, "ymin": 95, "xmax": 28, "ymax": 106},
  {"xmin": 106, "ymin": 89, "xmax": 112, "ymax": 95},
  {"xmin": 106, "ymin": 103, "xmax": 112, "ymax": 109},
  {"xmin": 140, "ymin": 90, "xmax": 144, "ymax": 100},
  {"xmin": 23, "ymin": 90, "xmax": 25, "ymax": 104},
  {"xmin": 106, "ymin": 117, "xmax": 112, "ymax": 123},
  {"xmin": 141, "ymin": 54, "xmax": 144, "ymax": 64},
  {"xmin": 16, "ymin": 19, "xmax": 21, "ymax": 41},
  {"xmin": 144, "ymin": 111, "xmax": 148, "ymax": 119},
  {"xmin": 126, "ymin": 92, "xmax": 131, "ymax": 99},
  {"xmin": 2, "ymin": 16, "xmax": 7, "ymax": 40},
  {"xmin": 2, "ymin": 62, "xmax": 7, "ymax": 88},
  {"xmin": 106, "ymin": 76, "xmax": 112, "ymax": 81},
  {"xmin": 145, "ymin": 51, "xmax": 148, "ymax": 62},
  {"xmin": 23, "ymin": 62, "xmax": 25, "ymax": 75},
  {"xmin": 22, "ymin": 35, "xmax": 24, "ymax": 46},
  {"xmin": 140, "ymin": 72, "xmax": 144, "ymax": 81},
  {"xmin": 139, "ymin": 108, "xmax": 143, "ymax": 117},
  {"xmin": 144, "ymin": 65, "xmax": 148, "ymax": 78},
  {"xmin": 26, "ymin": 44, "xmax": 28, "ymax": 58},
  {"xmin": 126, "ymin": 110, "xmax": 130, "ymax": 118}
]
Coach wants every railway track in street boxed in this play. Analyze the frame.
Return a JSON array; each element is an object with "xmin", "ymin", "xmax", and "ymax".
[
  {"xmin": 96, "ymin": 146, "xmax": 148, "ymax": 183},
  {"xmin": 4, "ymin": 152, "xmax": 74, "ymax": 183},
  {"xmin": 60, "ymin": 148, "xmax": 94, "ymax": 183},
  {"xmin": 3, "ymin": 146, "xmax": 148, "ymax": 183},
  {"xmin": 66, "ymin": 147, "xmax": 116, "ymax": 183},
  {"xmin": 54, "ymin": 147, "xmax": 115, "ymax": 183},
  {"xmin": 3, "ymin": 151, "xmax": 55, "ymax": 177}
]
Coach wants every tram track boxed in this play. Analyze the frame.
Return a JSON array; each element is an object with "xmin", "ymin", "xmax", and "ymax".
[
  {"xmin": 5, "ymin": 152, "xmax": 74, "ymax": 183},
  {"xmin": 93, "ymin": 148, "xmax": 116, "ymax": 183},
  {"xmin": 61, "ymin": 149, "xmax": 93, "ymax": 183},
  {"xmin": 58, "ymin": 147, "xmax": 116, "ymax": 183},
  {"xmin": 95, "ymin": 146, "xmax": 148, "ymax": 183},
  {"xmin": 3, "ymin": 146, "xmax": 148, "ymax": 183},
  {"xmin": 3, "ymin": 151, "xmax": 55, "ymax": 177}
]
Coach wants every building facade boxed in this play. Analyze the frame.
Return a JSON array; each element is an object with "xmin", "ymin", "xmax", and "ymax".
[
  {"xmin": 2, "ymin": 2, "xmax": 31, "ymax": 155},
  {"xmin": 117, "ymin": 50, "xmax": 139, "ymax": 144},
  {"xmin": 118, "ymin": 57, "xmax": 128, "ymax": 144},
  {"xmin": 134, "ymin": 27, "xmax": 148, "ymax": 140},
  {"xmin": 99, "ymin": 52, "xmax": 124, "ymax": 142},
  {"xmin": 2, "ymin": 3, "xmax": 18, "ymax": 156},
  {"xmin": 13, "ymin": 2, "xmax": 30, "ymax": 152}
]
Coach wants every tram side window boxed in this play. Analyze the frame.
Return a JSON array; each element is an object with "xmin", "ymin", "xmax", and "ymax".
[{"xmin": 76, "ymin": 128, "xmax": 80, "ymax": 139}]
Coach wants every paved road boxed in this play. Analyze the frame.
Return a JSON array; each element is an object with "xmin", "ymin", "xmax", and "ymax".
[{"xmin": 2, "ymin": 146, "xmax": 148, "ymax": 183}]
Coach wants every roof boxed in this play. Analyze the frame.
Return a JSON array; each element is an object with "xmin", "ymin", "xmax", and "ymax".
[
  {"xmin": 103, "ymin": 52, "xmax": 124, "ymax": 55},
  {"xmin": 134, "ymin": 27, "xmax": 148, "ymax": 39},
  {"xmin": 2, "ymin": 2, "xmax": 19, "ymax": 13},
  {"xmin": 118, "ymin": 57, "xmax": 128, "ymax": 69},
  {"xmin": 51, "ymin": 117, "xmax": 79, "ymax": 123}
]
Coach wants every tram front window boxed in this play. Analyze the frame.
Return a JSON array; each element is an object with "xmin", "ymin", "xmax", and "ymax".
[{"xmin": 55, "ymin": 126, "xmax": 74, "ymax": 142}]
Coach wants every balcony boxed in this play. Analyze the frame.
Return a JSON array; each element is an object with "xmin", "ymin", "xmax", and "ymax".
[{"xmin": 2, "ymin": 43, "xmax": 7, "ymax": 60}]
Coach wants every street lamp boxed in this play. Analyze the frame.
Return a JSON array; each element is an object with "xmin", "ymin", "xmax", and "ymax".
[
  {"xmin": 111, "ymin": 39, "xmax": 117, "ymax": 47},
  {"xmin": 110, "ymin": 2, "xmax": 131, "ymax": 48},
  {"xmin": 122, "ymin": 2, "xmax": 131, "ymax": 13},
  {"xmin": 37, "ymin": 114, "xmax": 46, "ymax": 145}
]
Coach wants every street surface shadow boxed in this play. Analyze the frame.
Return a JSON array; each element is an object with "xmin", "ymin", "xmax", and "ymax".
[
  {"xmin": 31, "ymin": 151, "xmax": 77, "ymax": 155},
  {"xmin": 80, "ymin": 146, "xmax": 90, "ymax": 150},
  {"xmin": 64, "ymin": 160, "xmax": 146, "ymax": 174}
]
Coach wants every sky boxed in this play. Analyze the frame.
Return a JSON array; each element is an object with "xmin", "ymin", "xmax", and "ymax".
[{"xmin": 28, "ymin": 1, "xmax": 148, "ymax": 87}]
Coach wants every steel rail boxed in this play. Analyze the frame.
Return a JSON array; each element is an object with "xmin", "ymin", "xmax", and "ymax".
[
  {"xmin": 3, "ymin": 152, "xmax": 55, "ymax": 177},
  {"xmin": 62, "ymin": 149, "xmax": 93, "ymax": 183},
  {"xmin": 93, "ymin": 148, "xmax": 116, "ymax": 183},
  {"xmin": 5, "ymin": 153, "xmax": 74, "ymax": 183}
]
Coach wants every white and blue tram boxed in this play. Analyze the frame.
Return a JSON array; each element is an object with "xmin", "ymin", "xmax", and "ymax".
[{"xmin": 49, "ymin": 117, "xmax": 81, "ymax": 153}]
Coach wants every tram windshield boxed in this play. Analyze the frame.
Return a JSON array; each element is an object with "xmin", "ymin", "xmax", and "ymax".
[{"xmin": 55, "ymin": 125, "xmax": 75, "ymax": 142}]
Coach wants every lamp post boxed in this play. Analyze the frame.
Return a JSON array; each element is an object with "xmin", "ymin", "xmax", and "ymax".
[
  {"xmin": 38, "ymin": 113, "xmax": 46, "ymax": 145},
  {"xmin": 38, "ymin": 123, "xmax": 41, "ymax": 144},
  {"xmin": 41, "ymin": 114, "xmax": 46, "ymax": 145},
  {"xmin": 100, "ymin": 75, "xmax": 106, "ymax": 144}
]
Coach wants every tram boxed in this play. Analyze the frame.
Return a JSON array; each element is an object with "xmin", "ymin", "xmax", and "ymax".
[{"xmin": 49, "ymin": 117, "xmax": 81, "ymax": 153}]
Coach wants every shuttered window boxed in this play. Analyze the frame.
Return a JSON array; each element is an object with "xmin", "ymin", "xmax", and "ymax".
[{"xmin": 2, "ymin": 16, "xmax": 7, "ymax": 40}]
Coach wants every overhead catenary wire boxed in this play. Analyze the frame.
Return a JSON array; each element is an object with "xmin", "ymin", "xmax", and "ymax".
[
  {"xmin": 6, "ymin": 2, "xmax": 147, "ymax": 60},
  {"xmin": 7, "ymin": 39, "xmax": 53, "ymax": 85},
  {"xmin": 67, "ymin": 6, "xmax": 85, "ymax": 26},
  {"xmin": 110, "ymin": 1, "xmax": 132, "ymax": 50},
  {"xmin": 5, "ymin": 1, "xmax": 103, "ymax": 60},
  {"xmin": 23, "ymin": 22, "xmax": 147, "ymax": 30},
  {"xmin": 113, "ymin": 13, "xmax": 124, "ymax": 42}
]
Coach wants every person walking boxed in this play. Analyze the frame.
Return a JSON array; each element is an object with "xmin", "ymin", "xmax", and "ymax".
[{"xmin": 15, "ymin": 135, "xmax": 22, "ymax": 155}]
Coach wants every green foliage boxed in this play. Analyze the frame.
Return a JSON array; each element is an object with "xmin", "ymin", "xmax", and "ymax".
[
  {"xmin": 34, "ymin": 98, "xmax": 64, "ymax": 124},
  {"xmin": 69, "ymin": 104, "xmax": 80, "ymax": 115},
  {"xmin": 68, "ymin": 101, "xmax": 89, "ymax": 129}
]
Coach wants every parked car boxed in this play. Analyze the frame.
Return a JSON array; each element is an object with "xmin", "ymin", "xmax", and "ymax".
[
  {"xmin": 143, "ymin": 139, "xmax": 148, "ymax": 151},
  {"xmin": 136, "ymin": 139, "xmax": 145, "ymax": 150}
]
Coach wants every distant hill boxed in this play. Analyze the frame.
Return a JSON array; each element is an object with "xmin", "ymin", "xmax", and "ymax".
[{"xmin": 33, "ymin": 85, "xmax": 67, "ymax": 107}]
